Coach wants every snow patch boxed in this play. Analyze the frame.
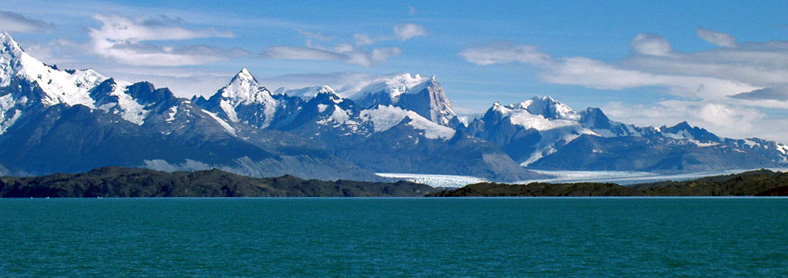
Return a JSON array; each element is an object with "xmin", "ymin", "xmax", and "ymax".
[
  {"xmin": 361, "ymin": 105, "xmax": 455, "ymax": 139},
  {"xmin": 166, "ymin": 106, "xmax": 178, "ymax": 122},
  {"xmin": 691, "ymin": 139, "xmax": 719, "ymax": 147},
  {"xmin": 204, "ymin": 110, "xmax": 236, "ymax": 136},
  {"xmin": 317, "ymin": 104, "xmax": 328, "ymax": 113},
  {"xmin": 109, "ymin": 81, "xmax": 148, "ymax": 125}
]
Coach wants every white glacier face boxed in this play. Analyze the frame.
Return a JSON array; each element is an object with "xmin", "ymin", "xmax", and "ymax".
[
  {"xmin": 96, "ymin": 80, "xmax": 150, "ymax": 126},
  {"xmin": 360, "ymin": 105, "xmax": 455, "ymax": 140}
]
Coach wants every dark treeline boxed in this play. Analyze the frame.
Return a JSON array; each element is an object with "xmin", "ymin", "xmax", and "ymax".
[
  {"xmin": 0, "ymin": 167, "xmax": 437, "ymax": 198},
  {"xmin": 428, "ymin": 169, "xmax": 788, "ymax": 197}
]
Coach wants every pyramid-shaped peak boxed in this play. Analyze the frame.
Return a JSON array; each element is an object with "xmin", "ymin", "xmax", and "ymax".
[
  {"xmin": 214, "ymin": 68, "xmax": 274, "ymax": 106},
  {"xmin": 670, "ymin": 121, "xmax": 692, "ymax": 130},
  {"xmin": 0, "ymin": 32, "xmax": 23, "ymax": 54},
  {"xmin": 230, "ymin": 68, "xmax": 258, "ymax": 84}
]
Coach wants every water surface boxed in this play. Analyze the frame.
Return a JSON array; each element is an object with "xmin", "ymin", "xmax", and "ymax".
[{"xmin": 1, "ymin": 198, "xmax": 787, "ymax": 277}]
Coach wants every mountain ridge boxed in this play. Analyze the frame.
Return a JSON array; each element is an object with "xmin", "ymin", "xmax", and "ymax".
[{"xmin": 0, "ymin": 32, "xmax": 786, "ymax": 181}]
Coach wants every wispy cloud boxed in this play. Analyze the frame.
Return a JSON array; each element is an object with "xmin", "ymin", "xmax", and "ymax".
[
  {"xmin": 0, "ymin": 10, "xmax": 55, "ymax": 33},
  {"xmin": 631, "ymin": 33, "xmax": 674, "ymax": 57},
  {"xmin": 261, "ymin": 42, "xmax": 401, "ymax": 67},
  {"xmin": 459, "ymin": 41, "xmax": 553, "ymax": 66},
  {"xmin": 296, "ymin": 28, "xmax": 334, "ymax": 41},
  {"xmin": 697, "ymin": 28, "xmax": 738, "ymax": 48},
  {"xmin": 409, "ymin": 6, "xmax": 418, "ymax": 16},
  {"xmin": 263, "ymin": 23, "xmax": 424, "ymax": 66},
  {"xmin": 88, "ymin": 14, "xmax": 247, "ymax": 66},
  {"xmin": 353, "ymin": 23, "xmax": 428, "ymax": 46},
  {"xmin": 460, "ymin": 31, "xmax": 788, "ymax": 104},
  {"xmin": 460, "ymin": 30, "xmax": 788, "ymax": 141},
  {"xmin": 603, "ymin": 100, "xmax": 765, "ymax": 139},
  {"xmin": 394, "ymin": 23, "xmax": 427, "ymax": 40}
]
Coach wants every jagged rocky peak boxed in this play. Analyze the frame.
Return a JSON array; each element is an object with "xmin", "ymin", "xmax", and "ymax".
[
  {"xmin": 518, "ymin": 96, "xmax": 580, "ymax": 120},
  {"xmin": 195, "ymin": 68, "xmax": 281, "ymax": 128},
  {"xmin": 218, "ymin": 68, "xmax": 274, "ymax": 105},
  {"xmin": 353, "ymin": 73, "xmax": 456, "ymax": 126},
  {"xmin": 659, "ymin": 121, "xmax": 721, "ymax": 142},
  {"xmin": 0, "ymin": 32, "xmax": 106, "ymax": 108}
]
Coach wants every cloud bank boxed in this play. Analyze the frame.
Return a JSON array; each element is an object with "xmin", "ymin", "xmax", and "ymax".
[
  {"xmin": 0, "ymin": 10, "xmax": 55, "ymax": 33},
  {"xmin": 263, "ymin": 23, "xmax": 426, "ymax": 67},
  {"xmin": 460, "ymin": 28, "xmax": 788, "ymax": 140},
  {"xmin": 89, "ymin": 14, "xmax": 246, "ymax": 66}
]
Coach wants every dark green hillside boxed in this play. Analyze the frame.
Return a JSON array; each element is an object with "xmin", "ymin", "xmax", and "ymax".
[
  {"xmin": 0, "ymin": 167, "xmax": 437, "ymax": 198},
  {"xmin": 428, "ymin": 169, "xmax": 788, "ymax": 197}
]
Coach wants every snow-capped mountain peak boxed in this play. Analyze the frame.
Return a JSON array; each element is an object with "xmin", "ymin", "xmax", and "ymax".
[
  {"xmin": 519, "ymin": 96, "xmax": 580, "ymax": 121},
  {"xmin": 195, "ymin": 68, "xmax": 282, "ymax": 128},
  {"xmin": 220, "ymin": 68, "xmax": 273, "ymax": 105},
  {"xmin": 0, "ymin": 32, "xmax": 106, "ymax": 108},
  {"xmin": 351, "ymin": 73, "xmax": 456, "ymax": 126}
]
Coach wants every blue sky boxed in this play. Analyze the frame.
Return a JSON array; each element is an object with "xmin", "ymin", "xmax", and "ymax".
[{"xmin": 3, "ymin": 0, "xmax": 788, "ymax": 142}]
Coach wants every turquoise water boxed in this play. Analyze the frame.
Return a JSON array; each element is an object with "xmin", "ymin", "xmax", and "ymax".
[{"xmin": 1, "ymin": 198, "xmax": 787, "ymax": 277}]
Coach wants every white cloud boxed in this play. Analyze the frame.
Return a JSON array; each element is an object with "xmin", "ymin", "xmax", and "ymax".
[
  {"xmin": 354, "ymin": 33, "xmax": 377, "ymax": 46},
  {"xmin": 631, "ymin": 33, "xmax": 674, "ymax": 56},
  {"xmin": 460, "ymin": 33, "xmax": 788, "ymax": 142},
  {"xmin": 459, "ymin": 42, "xmax": 553, "ymax": 66},
  {"xmin": 697, "ymin": 28, "xmax": 738, "ymax": 48},
  {"xmin": 296, "ymin": 28, "xmax": 334, "ymax": 41},
  {"xmin": 354, "ymin": 24, "xmax": 427, "ymax": 46},
  {"xmin": 261, "ymin": 42, "xmax": 401, "ymax": 67},
  {"xmin": 264, "ymin": 23, "xmax": 419, "ymax": 66},
  {"xmin": 88, "ymin": 14, "xmax": 244, "ymax": 66},
  {"xmin": 602, "ymin": 100, "xmax": 765, "ymax": 138},
  {"xmin": 260, "ymin": 72, "xmax": 384, "ymax": 94},
  {"xmin": 540, "ymin": 57, "xmax": 758, "ymax": 99},
  {"xmin": 461, "ymin": 33, "xmax": 788, "ymax": 104},
  {"xmin": 0, "ymin": 10, "xmax": 54, "ymax": 33},
  {"xmin": 261, "ymin": 46, "xmax": 345, "ymax": 61},
  {"xmin": 394, "ymin": 23, "xmax": 427, "ymax": 40}
]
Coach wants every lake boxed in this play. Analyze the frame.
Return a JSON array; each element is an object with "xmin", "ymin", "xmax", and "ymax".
[{"xmin": 1, "ymin": 198, "xmax": 787, "ymax": 277}]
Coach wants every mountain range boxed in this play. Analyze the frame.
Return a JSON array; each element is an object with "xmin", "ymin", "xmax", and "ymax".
[{"xmin": 1, "ymin": 32, "xmax": 786, "ymax": 182}]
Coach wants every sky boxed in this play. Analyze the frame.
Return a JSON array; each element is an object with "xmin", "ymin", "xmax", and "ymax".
[{"xmin": 3, "ymin": 0, "xmax": 788, "ymax": 142}]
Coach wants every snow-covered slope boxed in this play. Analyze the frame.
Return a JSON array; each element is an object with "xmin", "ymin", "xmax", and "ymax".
[
  {"xmin": 0, "ymin": 32, "xmax": 106, "ymax": 108},
  {"xmin": 466, "ymin": 96, "xmax": 788, "ymax": 169},
  {"xmin": 360, "ymin": 105, "xmax": 455, "ymax": 140},
  {"xmin": 195, "ymin": 68, "xmax": 284, "ymax": 129},
  {"xmin": 349, "ymin": 73, "xmax": 457, "ymax": 126}
]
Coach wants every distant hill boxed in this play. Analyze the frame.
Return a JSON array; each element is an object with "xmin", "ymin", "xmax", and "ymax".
[
  {"xmin": 428, "ymin": 169, "xmax": 788, "ymax": 197},
  {"xmin": 0, "ymin": 167, "xmax": 437, "ymax": 198}
]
